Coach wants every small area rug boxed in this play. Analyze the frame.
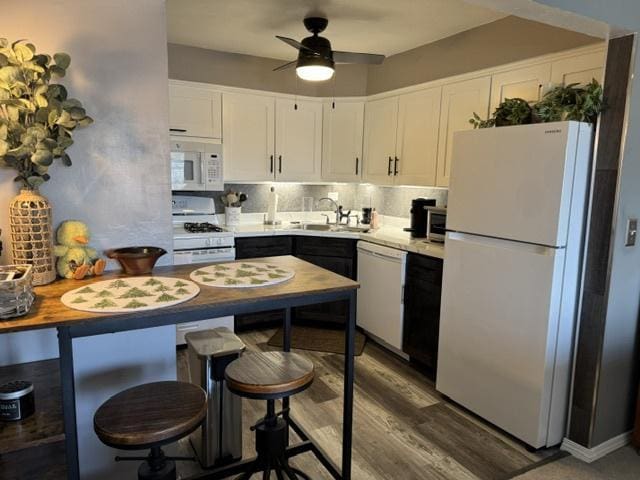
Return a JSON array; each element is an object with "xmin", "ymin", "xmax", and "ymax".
[{"xmin": 268, "ymin": 326, "xmax": 366, "ymax": 356}]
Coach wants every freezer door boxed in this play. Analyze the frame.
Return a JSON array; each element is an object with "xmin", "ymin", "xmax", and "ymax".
[
  {"xmin": 447, "ymin": 122, "xmax": 591, "ymax": 247},
  {"xmin": 436, "ymin": 232, "xmax": 568, "ymax": 448}
]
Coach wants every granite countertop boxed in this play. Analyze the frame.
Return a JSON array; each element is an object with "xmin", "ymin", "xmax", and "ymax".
[{"xmin": 225, "ymin": 222, "xmax": 445, "ymax": 259}]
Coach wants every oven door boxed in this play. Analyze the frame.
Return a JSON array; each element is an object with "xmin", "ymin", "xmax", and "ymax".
[{"xmin": 171, "ymin": 141, "xmax": 205, "ymax": 191}]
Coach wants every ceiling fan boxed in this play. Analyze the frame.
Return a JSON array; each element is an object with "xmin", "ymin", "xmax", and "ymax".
[{"xmin": 273, "ymin": 17, "xmax": 385, "ymax": 81}]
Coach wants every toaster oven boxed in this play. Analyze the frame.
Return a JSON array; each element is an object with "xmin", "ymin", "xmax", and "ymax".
[{"xmin": 425, "ymin": 207, "xmax": 447, "ymax": 243}]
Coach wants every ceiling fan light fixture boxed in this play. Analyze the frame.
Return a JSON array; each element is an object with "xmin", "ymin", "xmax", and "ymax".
[
  {"xmin": 296, "ymin": 64, "xmax": 334, "ymax": 81},
  {"xmin": 296, "ymin": 52, "xmax": 334, "ymax": 82}
]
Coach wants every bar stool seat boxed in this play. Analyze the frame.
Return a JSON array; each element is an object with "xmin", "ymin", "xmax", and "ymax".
[
  {"xmin": 225, "ymin": 351, "xmax": 315, "ymax": 399},
  {"xmin": 222, "ymin": 352, "xmax": 315, "ymax": 479},
  {"xmin": 94, "ymin": 381, "xmax": 207, "ymax": 480}
]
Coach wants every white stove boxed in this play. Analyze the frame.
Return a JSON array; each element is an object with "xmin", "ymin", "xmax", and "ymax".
[
  {"xmin": 172, "ymin": 196, "xmax": 235, "ymax": 264},
  {"xmin": 171, "ymin": 195, "xmax": 235, "ymax": 344}
]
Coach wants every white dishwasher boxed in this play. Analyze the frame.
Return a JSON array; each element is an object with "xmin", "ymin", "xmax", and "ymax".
[{"xmin": 357, "ymin": 241, "xmax": 407, "ymax": 353}]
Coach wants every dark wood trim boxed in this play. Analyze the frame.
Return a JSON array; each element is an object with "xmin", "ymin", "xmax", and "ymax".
[
  {"xmin": 0, "ymin": 359, "xmax": 63, "ymax": 455},
  {"xmin": 568, "ymin": 34, "xmax": 636, "ymax": 447}
]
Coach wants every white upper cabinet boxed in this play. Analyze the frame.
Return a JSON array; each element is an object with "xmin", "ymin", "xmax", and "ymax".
[
  {"xmin": 363, "ymin": 96, "xmax": 398, "ymax": 186},
  {"xmin": 550, "ymin": 50, "xmax": 605, "ymax": 86},
  {"xmin": 275, "ymin": 98, "xmax": 323, "ymax": 182},
  {"xmin": 169, "ymin": 83, "xmax": 222, "ymax": 139},
  {"xmin": 222, "ymin": 92, "xmax": 275, "ymax": 182},
  {"xmin": 437, "ymin": 76, "xmax": 491, "ymax": 187},
  {"xmin": 395, "ymin": 87, "xmax": 442, "ymax": 186},
  {"xmin": 322, "ymin": 100, "xmax": 365, "ymax": 183},
  {"xmin": 489, "ymin": 64, "xmax": 552, "ymax": 113}
]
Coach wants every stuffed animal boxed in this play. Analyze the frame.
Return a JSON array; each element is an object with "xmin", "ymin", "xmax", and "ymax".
[{"xmin": 53, "ymin": 220, "xmax": 106, "ymax": 280}]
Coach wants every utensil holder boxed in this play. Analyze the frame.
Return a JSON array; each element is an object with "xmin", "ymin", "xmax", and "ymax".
[{"xmin": 225, "ymin": 207, "xmax": 241, "ymax": 227}]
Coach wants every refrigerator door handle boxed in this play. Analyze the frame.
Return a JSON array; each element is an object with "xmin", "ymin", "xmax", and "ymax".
[{"xmin": 446, "ymin": 232, "xmax": 561, "ymax": 256}]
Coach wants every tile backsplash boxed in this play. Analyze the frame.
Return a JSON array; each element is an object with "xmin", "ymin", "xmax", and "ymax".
[{"xmin": 176, "ymin": 183, "xmax": 447, "ymax": 218}]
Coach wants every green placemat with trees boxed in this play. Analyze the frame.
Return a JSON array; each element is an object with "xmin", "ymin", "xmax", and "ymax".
[
  {"xmin": 190, "ymin": 262, "xmax": 295, "ymax": 288},
  {"xmin": 61, "ymin": 276, "xmax": 199, "ymax": 313}
]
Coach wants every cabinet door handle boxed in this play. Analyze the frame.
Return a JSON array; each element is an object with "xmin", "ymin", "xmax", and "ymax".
[
  {"xmin": 388, "ymin": 156, "xmax": 393, "ymax": 176},
  {"xmin": 394, "ymin": 156, "xmax": 399, "ymax": 176},
  {"xmin": 355, "ymin": 157, "xmax": 359, "ymax": 175},
  {"xmin": 170, "ymin": 128, "xmax": 187, "ymax": 133},
  {"xmin": 278, "ymin": 155, "xmax": 282, "ymax": 174},
  {"xmin": 270, "ymin": 155, "xmax": 274, "ymax": 173}
]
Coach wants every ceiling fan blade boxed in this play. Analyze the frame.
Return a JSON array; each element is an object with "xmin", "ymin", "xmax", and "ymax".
[
  {"xmin": 272, "ymin": 60, "xmax": 297, "ymax": 72},
  {"xmin": 332, "ymin": 51, "xmax": 385, "ymax": 65},
  {"xmin": 276, "ymin": 35, "xmax": 317, "ymax": 54}
]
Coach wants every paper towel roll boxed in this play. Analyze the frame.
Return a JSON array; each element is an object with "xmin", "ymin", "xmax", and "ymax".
[{"xmin": 266, "ymin": 187, "xmax": 278, "ymax": 223}]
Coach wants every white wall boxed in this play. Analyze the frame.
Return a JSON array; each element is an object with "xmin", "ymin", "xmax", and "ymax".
[{"xmin": 0, "ymin": 0, "xmax": 173, "ymax": 365}]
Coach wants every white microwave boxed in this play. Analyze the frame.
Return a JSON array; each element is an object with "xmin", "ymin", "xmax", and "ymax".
[{"xmin": 170, "ymin": 139, "xmax": 223, "ymax": 191}]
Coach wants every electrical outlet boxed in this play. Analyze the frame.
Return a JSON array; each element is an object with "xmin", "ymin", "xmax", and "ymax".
[{"xmin": 625, "ymin": 218, "xmax": 637, "ymax": 246}]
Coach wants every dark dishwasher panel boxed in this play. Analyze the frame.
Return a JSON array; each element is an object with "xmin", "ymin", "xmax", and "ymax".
[{"xmin": 402, "ymin": 253, "xmax": 443, "ymax": 375}]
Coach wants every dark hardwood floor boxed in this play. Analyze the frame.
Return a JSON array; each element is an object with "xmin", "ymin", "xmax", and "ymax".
[
  {"xmin": 0, "ymin": 328, "xmax": 558, "ymax": 479},
  {"xmin": 176, "ymin": 329, "xmax": 558, "ymax": 480}
]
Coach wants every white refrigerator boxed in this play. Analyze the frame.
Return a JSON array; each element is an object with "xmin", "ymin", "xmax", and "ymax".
[{"xmin": 436, "ymin": 121, "xmax": 593, "ymax": 449}]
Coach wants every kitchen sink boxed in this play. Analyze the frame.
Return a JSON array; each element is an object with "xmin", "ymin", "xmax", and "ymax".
[
  {"xmin": 336, "ymin": 226, "xmax": 370, "ymax": 233},
  {"xmin": 299, "ymin": 224, "xmax": 370, "ymax": 233},
  {"xmin": 302, "ymin": 224, "xmax": 333, "ymax": 231}
]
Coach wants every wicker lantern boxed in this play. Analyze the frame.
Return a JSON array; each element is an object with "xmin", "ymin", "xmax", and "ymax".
[{"xmin": 9, "ymin": 189, "xmax": 56, "ymax": 286}]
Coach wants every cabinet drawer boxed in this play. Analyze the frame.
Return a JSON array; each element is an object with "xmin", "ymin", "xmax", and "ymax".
[
  {"xmin": 235, "ymin": 236, "xmax": 293, "ymax": 259},
  {"xmin": 294, "ymin": 236, "xmax": 356, "ymax": 258},
  {"xmin": 294, "ymin": 253, "xmax": 355, "ymax": 326},
  {"xmin": 296, "ymin": 254, "xmax": 354, "ymax": 279}
]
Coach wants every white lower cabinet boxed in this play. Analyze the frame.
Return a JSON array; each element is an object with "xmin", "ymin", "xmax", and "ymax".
[
  {"xmin": 322, "ymin": 100, "xmax": 364, "ymax": 182},
  {"xmin": 436, "ymin": 76, "xmax": 491, "ymax": 187}
]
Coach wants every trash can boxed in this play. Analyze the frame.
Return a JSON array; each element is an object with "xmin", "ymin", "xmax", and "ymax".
[{"xmin": 185, "ymin": 327, "xmax": 246, "ymax": 468}]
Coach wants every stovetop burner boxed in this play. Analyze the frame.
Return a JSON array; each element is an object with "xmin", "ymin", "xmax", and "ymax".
[{"xmin": 183, "ymin": 222, "xmax": 224, "ymax": 233}]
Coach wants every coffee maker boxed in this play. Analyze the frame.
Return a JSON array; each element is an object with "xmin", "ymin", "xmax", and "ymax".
[{"xmin": 404, "ymin": 198, "xmax": 436, "ymax": 238}]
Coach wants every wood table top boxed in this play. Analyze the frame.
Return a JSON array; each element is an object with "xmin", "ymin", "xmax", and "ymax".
[
  {"xmin": 93, "ymin": 381, "xmax": 207, "ymax": 449},
  {"xmin": 225, "ymin": 351, "xmax": 315, "ymax": 397},
  {"xmin": 0, "ymin": 256, "xmax": 359, "ymax": 335}
]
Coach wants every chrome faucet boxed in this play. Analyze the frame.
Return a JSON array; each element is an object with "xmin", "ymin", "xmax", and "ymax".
[{"xmin": 317, "ymin": 197, "xmax": 351, "ymax": 224}]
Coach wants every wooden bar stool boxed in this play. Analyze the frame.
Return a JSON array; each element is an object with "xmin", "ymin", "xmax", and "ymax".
[
  {"xmin": 224, "ymin": 351, "xmax": 315, "ymax": 480},
  {"xmin": 94, "ymin": 381, "xmax": 207, "ymax": 480}
]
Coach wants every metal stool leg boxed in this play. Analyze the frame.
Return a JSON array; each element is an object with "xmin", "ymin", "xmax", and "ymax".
[
  {"xmin": 263, "ymin": 460, "xmax": 272, "ymax": 479},
  {"xmin": 289, "ymin": 468, "xmax": 311, "ymax": 480},
  {"xmin": 274, "ymin": 459, "xmax": 286, "ymax": 480}
]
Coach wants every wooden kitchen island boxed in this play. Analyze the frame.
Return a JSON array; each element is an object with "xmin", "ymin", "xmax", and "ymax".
[{"xmin": 0, "ymin": 256, "xmax": 359, "ymax": 480}]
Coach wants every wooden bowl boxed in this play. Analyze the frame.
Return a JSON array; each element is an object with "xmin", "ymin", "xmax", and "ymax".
[{"xmin": 106, "ymin": 247, "xmax": 167, "ymax": 275}]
